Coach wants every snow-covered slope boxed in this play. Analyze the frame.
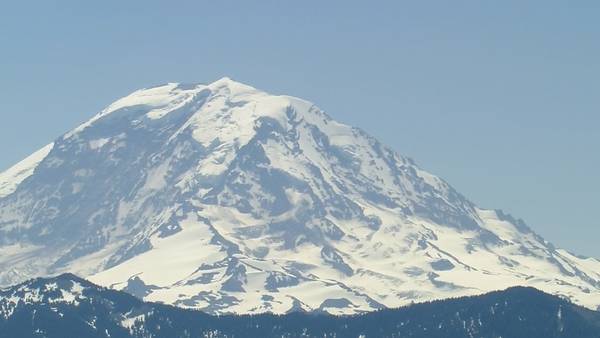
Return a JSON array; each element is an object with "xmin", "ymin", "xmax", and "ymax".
[
  {"xmin": 0, "ymin": 143, "xmax": 54, "ymax": 198},
  {"xmin": 0, "ymin": 77, "xmax": 599, "ymax": 314}
]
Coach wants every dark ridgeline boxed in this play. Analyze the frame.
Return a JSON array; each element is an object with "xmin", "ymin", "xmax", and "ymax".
[{"xmin": 1, "ymin": 274, "xmax": 599, "ymax": 338}]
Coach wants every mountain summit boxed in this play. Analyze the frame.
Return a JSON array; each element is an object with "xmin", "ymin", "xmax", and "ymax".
[{"xmin": 0, "ymin": 78, "xmax": 599, "ymax": 314}]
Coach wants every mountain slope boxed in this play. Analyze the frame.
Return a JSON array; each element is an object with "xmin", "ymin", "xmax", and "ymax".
[
  {"xmin": 1, "ymin": 274, "xmax": 600, "ymax": 338},
  {"xmin": 0, "ymin": 77, "xmax": 599, "ymax": 314}
]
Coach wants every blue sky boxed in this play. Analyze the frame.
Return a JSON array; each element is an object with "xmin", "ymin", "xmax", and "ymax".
[{"xmin": 1, "ymin": 1, "xmax": 599, "ymax": 257}]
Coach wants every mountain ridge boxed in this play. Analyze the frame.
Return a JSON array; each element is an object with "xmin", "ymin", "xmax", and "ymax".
[
  {"xmin": 0, "ymin": 77, "xmax": 599, "ymax": 314},
  {"xmin": 1, "ymin": 273, "xmax": 600, "ymax": 338}
]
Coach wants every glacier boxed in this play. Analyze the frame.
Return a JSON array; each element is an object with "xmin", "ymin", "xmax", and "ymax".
[{"xmin": 0, "ymin": 77, "xmax": 599, "ymax": 314}]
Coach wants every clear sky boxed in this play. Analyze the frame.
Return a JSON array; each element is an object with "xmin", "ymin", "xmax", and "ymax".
[{"xmin": 1, "ymin": 1, "xmax": 599, "ymax": 257}]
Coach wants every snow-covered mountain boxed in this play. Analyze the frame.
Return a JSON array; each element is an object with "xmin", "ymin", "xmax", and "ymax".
[{"xmin": 0, "ymin": 77, "xmax": 599, "ymax": 314}]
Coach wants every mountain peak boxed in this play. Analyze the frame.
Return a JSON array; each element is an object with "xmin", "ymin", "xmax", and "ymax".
[
  {"xmin": 208, "ymin": 76, "xmax": 256, "ymax": 91},
  {"xmin": 1, "ymin": 79, "xmax": 600, "ymax": 315},
  {"xmin": 65, "ymin": 77, "xmax": 314, "ymax": 141}
]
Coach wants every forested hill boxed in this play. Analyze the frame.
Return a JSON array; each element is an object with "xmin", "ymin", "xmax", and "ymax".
[{"xmin": 1, "ymin": 274, "xmax": 599, "ymax": 338}]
